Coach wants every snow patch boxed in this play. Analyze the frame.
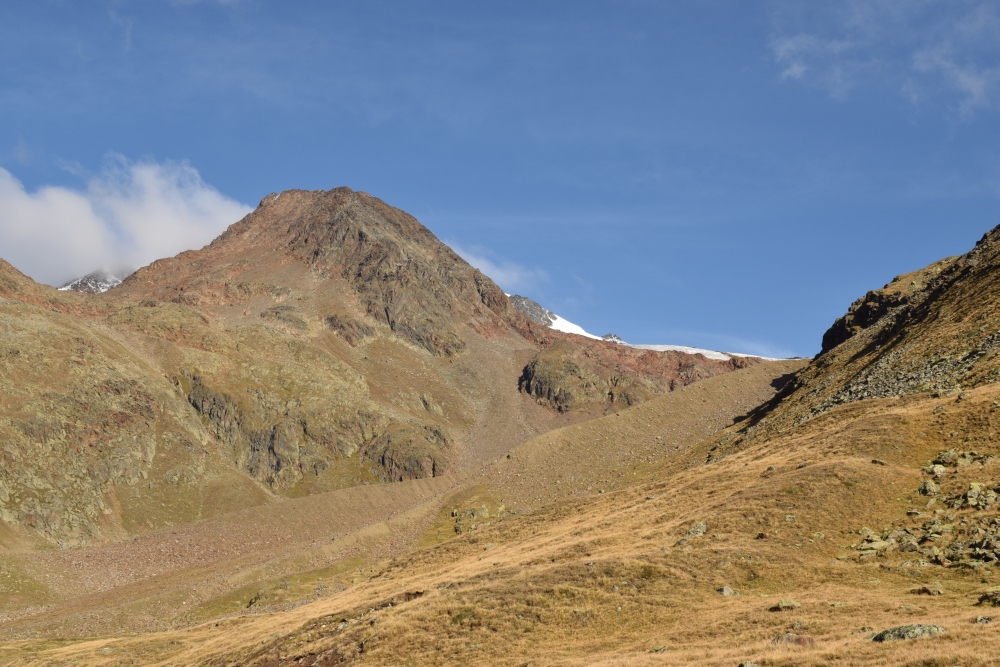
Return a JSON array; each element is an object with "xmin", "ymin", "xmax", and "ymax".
[
  {"xmin": 507, "ymin": 293, "xmax": 781, "ymax": 360},
  {"xmin": 631, "ymin": 345, "xmax": 782, "ymax": 361},
  {"xmin": 548, "ymin": 314, "xmax": 601, "ymax": 340}
]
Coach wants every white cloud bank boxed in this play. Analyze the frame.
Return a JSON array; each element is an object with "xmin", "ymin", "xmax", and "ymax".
[
  {"xmin": 0, "ymin": 156, "xmax": 251, "ymax": 287},
  {"xmin": 447, "ymin": 241, "xmax": 547, "ymax": 293}
]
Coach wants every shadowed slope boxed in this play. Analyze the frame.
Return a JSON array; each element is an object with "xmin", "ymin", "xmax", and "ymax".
[{"xmin": 483, "ymin": 359, "xmax": 805, "ymax": 511}]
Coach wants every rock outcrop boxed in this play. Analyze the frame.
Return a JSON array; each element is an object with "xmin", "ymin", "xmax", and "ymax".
[
  {"xmin": 519, "ymin": 339, "xmax": 757, "ymax": 412},
  {"xmin": 509, "ymin": 294, "xmax": 555, "ymax": 327},
  {"xmin": 710, "ymin": 226, "xmax": 1000, "ymax": 453}
]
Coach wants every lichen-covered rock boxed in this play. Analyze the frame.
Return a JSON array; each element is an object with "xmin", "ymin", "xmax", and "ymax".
[
  {"xmin": 362, "ymin": 425, "xmax": 451, "ymax": 482},
  {"xmin": 686, "ymin": 521, "xmax": 708, "ymax": 537},
  {"xmin": 871, "ymin": 624, "xmax": 944, "ymax": 642},
  {"xmin": 324, "ymin": 314, "xmax": 375, "ymax": 346},
  {"xmin": 965, "ymin": 483, "xmax": 997, "ymax": 509},
  {"xmin": 771, "ymin": 599, "xmax": 801, "ymax": 611}
]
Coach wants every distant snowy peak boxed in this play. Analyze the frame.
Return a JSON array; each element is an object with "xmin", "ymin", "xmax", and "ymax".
[
  {"xmin": 59, "ymin": 269, "xmax": 124, "ymax": 294},
  {"xmin": 509, "ymin": 293, "xmax": 777, "ymax": 360}
]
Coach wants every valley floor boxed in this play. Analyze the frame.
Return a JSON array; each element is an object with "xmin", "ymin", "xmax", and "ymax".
[{"xmin": 6, "ymin": 361, "xmax": 1000, "ymax": 666}]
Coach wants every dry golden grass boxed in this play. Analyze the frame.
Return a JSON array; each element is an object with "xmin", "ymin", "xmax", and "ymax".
[
  {"xmin": 15, "ymin": 193, "xmax": 1000, "ymax": 666},
  {"xmin": 12, "ymin": 363, "xmax": 1000, "ymax": 666},
  {"xmin": 196, "ymin": 384, "xmax": 1000, "ymax": 667},
  {"xmin": 0, "ymin": 360, "xmax": 797, "ymax": 665}
]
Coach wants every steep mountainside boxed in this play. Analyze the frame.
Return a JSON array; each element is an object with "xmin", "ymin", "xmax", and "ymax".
[
  {"xmin": 509, "ymin": 294, "xmax": 555, "ymax": 327},
  {"xmin": 518, "ymin": 339, "xmax": 756, "ymax": 412},
  {"xmin": 0, "ymin": 352, "xmax": 796, "ymax": 648},
  {"xmin": 712, "ymin": 227, "xmax": 1000, "ymax": 456},
  {"xmin": 0, "ymin": 187, "xmax": 759, "ymax": 548}
]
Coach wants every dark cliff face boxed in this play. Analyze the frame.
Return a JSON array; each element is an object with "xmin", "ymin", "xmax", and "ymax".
[
  {"xmin": 818, "ymin": 253, "xmax": 964, "ymax": 356},
  {"xmin": 820, "ymin": 289, "xmax": 911, "ymax": 354}
]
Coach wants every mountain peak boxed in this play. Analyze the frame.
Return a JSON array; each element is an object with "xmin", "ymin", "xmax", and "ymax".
[
  {"xmin": 116, "ymin": 186, "xmax": 516, "ymax": 357},
  {"xmin": 59, "ymin": 269, "xmax": 126, "ymax": 294}
]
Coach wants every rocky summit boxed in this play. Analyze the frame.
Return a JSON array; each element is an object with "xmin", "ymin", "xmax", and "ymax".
[{"xmin": 6, "ymin": 190, "xmax": 1000, "ymax": 667}]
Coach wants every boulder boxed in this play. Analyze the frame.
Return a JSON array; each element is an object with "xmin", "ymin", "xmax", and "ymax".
[
  {"xmin": 770, "ymin": 633, "xmax": 815, "ymax": 646},
  {"xmin": 919, "ymin": 480, "xmax": 940, "ymax": 496},
  {"xmin": 859, "ymin": 540, "xmax": 892, "ymax": 552},
  {"xmin": 770, "ymin": 599, "xmax": 801, "ymax": 611},
  {"xmin": 686, "ymin": 521, "xmax": 708, "ymax": 537},
  {"xmin": 871, "ymin": 624, "xmax": 945, "ymax": 642},
  {"xmin": 965, "ymin": 483, "xmax": 997, "ymax": 509},
  {"xmin": 977, "ymin": 592, "xmax": 1000, "ymax": 607}
]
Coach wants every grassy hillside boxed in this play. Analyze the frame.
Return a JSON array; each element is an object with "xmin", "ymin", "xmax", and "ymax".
[
  {"xmin": 8, "ymin": 225, "xmax": 1000, "ymax": 665},
  {"xmin": 13, "ymin": 375, "xmax": 997, "ymax": 666},
  {"xmin": 0, "ymin": 189, "xmax": 760, "ymax": 549},
  {"xmin": 0, "ymin": 359, "xmax": 800, "ymax": 664}
]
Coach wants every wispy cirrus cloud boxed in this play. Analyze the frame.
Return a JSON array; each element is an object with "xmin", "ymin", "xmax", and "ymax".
[
  {"xmin": 912, "ymin": 44, "xmax": 1000, "ymax": 117},
  {"xmin": 0, "ymin": 155, "xmax": 251, "ymax": 287},
  {"xmin": 447, "ymin": 241, "xmax": 547, "ymax": 293},
  {"xmin": 769, "ymin": 0, "xmax": 1000, "ymax": 118},
  {"xmin": 771, "ymin": 33, "xmax": 858, "ymax": 99}
]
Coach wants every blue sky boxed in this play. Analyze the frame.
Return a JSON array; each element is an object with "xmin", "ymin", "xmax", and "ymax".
[{"xmin": 1, "ymin": 1, "xmax": 999, "ymax": 357}]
